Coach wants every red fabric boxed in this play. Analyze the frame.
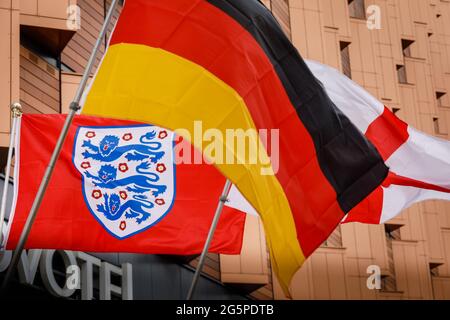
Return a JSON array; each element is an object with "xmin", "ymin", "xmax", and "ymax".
[
  {"xmin": 6, "ymin": 114, "xmax": 246, "ymax": 255},
  {"xmin": 345, "ymin": 171, "xmax": 450, "ymax": 225},
  {"xmin": 347, "ymin": 106, "xmax": 448, "ymax": 224},
  {"xmin": 383, "ymin": 172, "xmax": 450, "ymax": 194},
  {"xmin": 345, "ymin": 107, "xmax": 408, "ymax": 224},
  {"xmin": 365, "ymin": 106, "xmax": 409, "ymax": 161},
  {"xmin": 110, "ymin": 0, "xmax": 344, "ymax": 257},
  {"xmin": 346, "ymin": 107, "xmax": 409, "ymax": 224},
  {"xmin": 345, "ymin": 186, "xmax": 384, "ymax": 224}
]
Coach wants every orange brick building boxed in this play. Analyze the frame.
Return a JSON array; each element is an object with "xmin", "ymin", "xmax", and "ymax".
[{"xmin": 0, "ymin": 0, "xmax": 449, "ymax": 300}]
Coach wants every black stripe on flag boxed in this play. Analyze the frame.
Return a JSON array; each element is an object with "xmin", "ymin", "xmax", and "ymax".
[{"xmin": 207, "ymin": 0, "xmax": 388, "ymax": 212}]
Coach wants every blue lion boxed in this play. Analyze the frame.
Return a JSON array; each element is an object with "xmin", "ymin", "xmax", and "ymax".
[
  {"xmin": 82, "ymin": 131, "xmax": 165, "ymax": 163},
  {"xmin": 97, "ymin": 193, "xmax": 154, "ymax": 224},
  {"xmin": 85, "ymin": 162, "xmax": 167, "ymax": 197}
]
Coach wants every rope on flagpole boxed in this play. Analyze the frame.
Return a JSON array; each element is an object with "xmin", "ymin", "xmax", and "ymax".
[
  {"xmin": 0, "ymin": 103, "xmax": 22, "ymax": 248},
  {"xmin": 0, "ymin": 0, "xmax": 120, "ymax": 293},
  {"xmin": 186, "ymin": 179, "xmax": 233, "ymax": 300}
]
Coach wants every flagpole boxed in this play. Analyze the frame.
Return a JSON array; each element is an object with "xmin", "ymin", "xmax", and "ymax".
[
  {"xmin": 186, "ymin": 179, "xmax": 233, "ymax": 300},
  {"xmin": 0, "ymin": 103, "xmax": 22, "ymax": 248},
  {"xmin": 0, "ymin": 0, "xmax": 120, "ymax": 292}
]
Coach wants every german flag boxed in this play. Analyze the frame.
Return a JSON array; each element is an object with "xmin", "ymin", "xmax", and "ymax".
[{"xmin": 82, "ymin": 0, "xmax": 388, "ymax": 295}]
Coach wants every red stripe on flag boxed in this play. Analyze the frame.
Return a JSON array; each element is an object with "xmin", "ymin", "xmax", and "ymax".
[
  {"xmin": 365, "ymin": 106, "xmax": 409, "ymax": 161},
  {"xmin": 383, "ymin": 172, "xmax": 450, "ymax": 194},
  {"xmin": 345, "ymin": 171, "xmax": 450, "ymax": 225}
]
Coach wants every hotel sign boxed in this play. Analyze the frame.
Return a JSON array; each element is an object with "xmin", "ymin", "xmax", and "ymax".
[{"xmin": 0, "ymin": 225, "xmax": 133, "ymax": 301}]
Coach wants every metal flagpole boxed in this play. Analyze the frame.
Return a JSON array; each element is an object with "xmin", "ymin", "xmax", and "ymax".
[
  {"xmin": 186, "ymin": 179, "xmax": 233, "ymax": 300},
  {"xmin": 0, "ymin": 103, "xmax": 22, "ymax": 247},
  {"xmin": 0, "ymin": 0, "xmax": 120, "ymax": 292}
]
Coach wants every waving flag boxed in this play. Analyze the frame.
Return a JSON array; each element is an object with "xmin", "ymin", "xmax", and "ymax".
[
  {"xmin": 80, "ymin": 0, "xmax": 389, "ymax": 294},
  {"xmin": 306, "ymin": 60, "xmax": 450, "ymax": 224},
  {"xmin": 5, "ymin": 114, "xmax": 246, "ymax": 255}
]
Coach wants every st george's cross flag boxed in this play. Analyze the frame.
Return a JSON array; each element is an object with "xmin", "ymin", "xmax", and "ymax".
[
  {"xmin": 306, "ymin": 60, "xmax": 450, "ymax": 224},
  {"xmin": 80, "ymin": 0, "xmax": 391, "ymax": 294},
  {"xmin": 4, "ymin": 114, "xmax": 246, "ymax": 255}
]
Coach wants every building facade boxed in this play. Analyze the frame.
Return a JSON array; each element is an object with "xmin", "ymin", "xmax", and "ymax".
[{"xmin": 0, "ymin": 0, "xmax": 449, "ymax": 300}]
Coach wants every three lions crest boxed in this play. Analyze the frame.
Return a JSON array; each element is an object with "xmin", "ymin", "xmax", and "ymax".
[{"xmin": 73, "ymin": 125, "xmax": 175, "ymax": 239}]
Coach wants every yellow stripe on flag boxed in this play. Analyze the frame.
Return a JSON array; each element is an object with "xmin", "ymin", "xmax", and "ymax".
[{"xmin": 82, "ymin": 43, "xmax": 305, "ymax": 293}]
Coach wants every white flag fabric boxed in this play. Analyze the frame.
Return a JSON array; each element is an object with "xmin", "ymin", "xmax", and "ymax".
[{"xmin": 306, "ymin": 60, "xmax": 450, "ymax": 224}]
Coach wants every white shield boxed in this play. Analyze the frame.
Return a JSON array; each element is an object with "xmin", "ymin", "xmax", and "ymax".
[{"xmin": 73, "ymin": 124, "xmax": 175, "ymax": 239}]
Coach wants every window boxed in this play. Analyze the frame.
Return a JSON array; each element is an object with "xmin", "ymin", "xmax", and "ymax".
[
  {"xmin": 401, "ymin": 39, "xmax": 415, "ymax": 58},
  {"xmin": 397, "ymin": 65, "xmax": 408, "ymax": 84},
  {"xmin": 382, "ymin": 224, "xmax": 400, "ymax": 292},
  {"xmin": 381, "ymin": 275, "xmax": 397, "ymax": 293},
  {"xmin": 348, "ymin": 0, "xmax": 366, "ymax": 19},
  {"xmin": 385, "ymin": 224, "xmax": 401, "ymax": 240},
  {"xmin": 433, "ymin": 117, "xmax": 443, "ymax": 135},
  {"xmin": 430, "ymin": 263, "xmax": 441, "ymax": 277},
  {"xmin": 436, "ymin": 92, "xmax": 446, "ymax": 108},
  {"xmin": 340, "ymin": 42, "xmax": 352, "ymax": 79}
]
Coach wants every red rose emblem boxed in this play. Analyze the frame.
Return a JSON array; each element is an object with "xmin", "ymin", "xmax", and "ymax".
[
  {"xmin": 92, "ymin": 190, "xmax": 102, "ymax": 199},
  {"xmin": 155, "ymin": 198, "xmax": 165, "ymax": 206},
  {"xmin": 120, "ymin": 221, "xmax": 127, "ymax": 231},
  {"xmin": 156, "ymin": 163, "xmax": 166, "ymax": 173},
  {"xmin": 85, "ymin": 131, "xmax": 96, "ymax": 138},
  {"xmin": 81, "ymin": 162, "xmax": 91, "ymax": 169},
  {"xmin": 122, "ymin": 133, "xmax": 133, "ymax": 141},
  {"xmin": 158, "ymin": 130, "xmax": 168, "ymax": 139},
  {"xmin": 119, "ymin": 163, "xmax": 129, "ymax": 172},
  {"xmin": 119, "ymin": 191, "xmax": 128, "ymax": 200}
]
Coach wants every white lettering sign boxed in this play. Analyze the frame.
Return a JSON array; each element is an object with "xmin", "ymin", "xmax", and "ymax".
[{"xmin": 0, "ymin": 248, "xmax": 133, "ymax": 300}]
